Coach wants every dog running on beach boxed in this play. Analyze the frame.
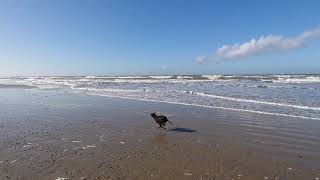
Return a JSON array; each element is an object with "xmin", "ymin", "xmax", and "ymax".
[{"xmin": 150, "ymin": 112, "xmax": 173, "ymax": 129}]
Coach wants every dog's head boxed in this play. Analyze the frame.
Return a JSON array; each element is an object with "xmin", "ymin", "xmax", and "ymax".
[{"xmin": 150, "ymin": 112, "xmax": 156, "ymax": 117}]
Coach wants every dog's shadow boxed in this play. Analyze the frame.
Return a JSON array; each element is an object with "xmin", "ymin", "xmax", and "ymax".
[{"xmin": 169, "ymin": 127, "xmax": 197, "ymax": 133}]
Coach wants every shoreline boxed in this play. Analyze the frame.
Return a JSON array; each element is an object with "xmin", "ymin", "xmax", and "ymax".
[{"xmin": 86, "ymin": 92, "xmax": 320, "ymax": 121}]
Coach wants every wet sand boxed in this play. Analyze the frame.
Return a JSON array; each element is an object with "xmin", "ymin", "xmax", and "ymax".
[{"xmin": 0, "ymin": 89, "xmax": 320, "ymax": 180}]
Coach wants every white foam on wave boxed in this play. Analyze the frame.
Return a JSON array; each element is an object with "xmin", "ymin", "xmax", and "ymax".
[
  {"xmin": 85, "ymin": 76, "xmax": 116, "ymax": 79},
  {"xmin": 273, "ymin": 75, "xmax": 305, "ymax": 78},
  {"xmin": 78, "ymin": 78, "xmax": 213, "ymax": 84},
  {"xmin": 46, "ymin": 76, "xmax": 64, "ymax": 79},
  {"xmin": 202, "ymin": 75, "xmax": 239, "ymax": 81},
  {"xmin": 112, "ymin": 79, "xmax": 159, "ymax": 83},
  {"xmin": 192, "ymin": 92, "xmax": 320, "ymax": 111},
  {"xmin": 75, "ymin": 87, "xmax": 148, "ymax": 93},
  {"xmin": 81, "ymin": 78, "xmax": 162, "ymax": 84},
  {"xmin": 149, "ymin": 76, "xmax": 173, "ymax": 79},
  {"xmin": 85, "ymin": 76, "xmax": 96, "ymax": 79},
  {"xmin": 18, "ymin": 77, "xmax": 83, "ymax": 89},
  {"xmin": 116, "ymin": 76, "xmax": 146, "ymax": 79},
  {"xmin": 273, "ymin": 76, "xmax": 320, "ymax": 83},
  {"xmin": 202, "ymin": 75, "xmax": 222, "ymax": 80},
  {"xmin": 4, "ymin": 76, "xmax": 237, "ymax": 88},
  {"xmin": 86, "ymin": 92, "xmax": 320, "ymax": 121},
  {"xmin": 177, "ymin": 76, "xmax": 193, "ymax": 79}
]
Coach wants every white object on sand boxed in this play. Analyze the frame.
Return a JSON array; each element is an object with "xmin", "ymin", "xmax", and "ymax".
[
  {"xmin": 71, "ymin": 140, "xmax": 82, "ymax": 143},
  {"xmin": 82, "ymin": 144, "xmax": 96, "ymax": 149},
  {"xmin": 86, "ymin": 144, "xmax": 96, "ymax": 148},
  {"xmin": 120, "ymin": 141, "xmax": 125, "ymax": 144},
  {"xmin": 56, "ymin": 178, "xmax": 69, "ymax": 180},
  {"xmin": 183, "ymin": 172, "xmax": 192, "ymax": 176}
]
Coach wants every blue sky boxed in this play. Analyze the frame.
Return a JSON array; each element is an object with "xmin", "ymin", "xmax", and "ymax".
[{"xmin": 0, "ymin": 0, "xmax": 319, "ymax": 75}]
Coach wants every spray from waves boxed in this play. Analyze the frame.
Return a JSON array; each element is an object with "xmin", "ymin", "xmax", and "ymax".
[
  {"xmin": 188, "ymin": 91, "xmax": 320, "ymax": 111},
  {"xmin": 85, "ymin": 92, "xmax": 320, "ymax": 121}
]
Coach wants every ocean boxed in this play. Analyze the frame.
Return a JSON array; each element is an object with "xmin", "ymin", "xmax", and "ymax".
[{"xmin": 1, "ymin": 74, "xmax": 320, "ymax": 120}]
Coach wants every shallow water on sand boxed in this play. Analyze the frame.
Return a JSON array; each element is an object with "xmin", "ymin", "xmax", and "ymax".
[{"xmin": 0, "ymin": 89, "xmax": 320, "ymax": 179}]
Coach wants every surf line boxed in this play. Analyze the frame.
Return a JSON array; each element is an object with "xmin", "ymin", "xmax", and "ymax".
[
  {"xmin": 87, "ymin": 93, "xmax": 320, "ymax": 121},
  {"xmin": 186, "ymin": 91, "xmax": 320, "ymax": 111}
]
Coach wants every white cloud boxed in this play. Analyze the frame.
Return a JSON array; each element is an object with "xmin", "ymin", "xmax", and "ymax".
[
  {"xmin": 214, "ymin": 27, "xmax": 320, "ymax": 60},
  {"xmin": 195, "ymin": 56, "xmax": 207, "ymax": 64}
]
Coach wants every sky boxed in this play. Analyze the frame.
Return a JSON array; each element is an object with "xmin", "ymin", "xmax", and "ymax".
[{"xmin": 0, "ymin": 0, "xmax": 320, "ymax": 76}]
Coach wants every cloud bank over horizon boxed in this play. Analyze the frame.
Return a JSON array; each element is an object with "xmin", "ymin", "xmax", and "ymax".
[{"xmin": 196, "ymin": 27, "xmax": 320, "ymax": 63}]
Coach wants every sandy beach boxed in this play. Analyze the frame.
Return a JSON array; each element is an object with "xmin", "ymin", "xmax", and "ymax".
[{"xmin": 1, "ymin": 88, "xmax": 320, "ymax": 180}]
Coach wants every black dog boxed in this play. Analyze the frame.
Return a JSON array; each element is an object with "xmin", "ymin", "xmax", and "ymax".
[{"xmin": 150, "ymin": 112, "xmax": 173, "ymax": 129}]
